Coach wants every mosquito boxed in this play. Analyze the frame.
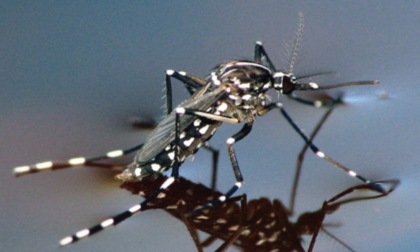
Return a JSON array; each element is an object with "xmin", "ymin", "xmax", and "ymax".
[{"xmin": 13, "ymin": 14, "xmax": 384, "ymax": 246}]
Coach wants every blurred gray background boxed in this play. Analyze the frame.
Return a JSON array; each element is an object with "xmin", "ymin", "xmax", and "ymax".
[{"xmin": 1, "ymin": 1, "xmax": 419, "ymax": 251}]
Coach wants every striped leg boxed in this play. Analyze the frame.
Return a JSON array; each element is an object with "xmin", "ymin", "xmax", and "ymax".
[
  {"xmin": 289, "ymin": 97, "xmax": 341, "ymax": 214},
  {"xmin": 189, "ymin": 122, "xmax": 253, "ymax": 215},
  {"xmin": 259, "ymin": 102, "xmax": 386, "ymax": 193},
  {"xmin": 171, "ymin": 106, "xmax": 249, "ymax": 214},
  {"xmin": 16, "ymin": 69, "xmax": 207, "ymax": 177},
  {"xmin": 59, "ymin": 175, "xmax": 177, "ymax": 246},
  {"xmin": 165, "ymin": 69, "xmax": 207, "ymax": 114},
  {"xmin": 60, "ymin": 103, "xmax": 221, "ymax": 246},
  {"xmin": 13, "ymin": 143, "xmax": 144, "ymax": 177}
]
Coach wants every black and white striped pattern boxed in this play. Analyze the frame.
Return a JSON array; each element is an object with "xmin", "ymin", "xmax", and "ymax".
[
  {"xmin": 14, "ymin": 144, "xmax": 144, "ymax": 176},
  {"xmin": 13, "ymin": 14, "xmax": 387, "ymax": 247},
  {"xmin": 59, "ymin": 176, "xmax": 176, "ymax": 246}
]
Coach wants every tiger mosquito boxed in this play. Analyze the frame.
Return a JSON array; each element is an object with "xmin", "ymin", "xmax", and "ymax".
[{"xmin": 13, "ymin": 14, "xmax": 384, "ymax": 246}]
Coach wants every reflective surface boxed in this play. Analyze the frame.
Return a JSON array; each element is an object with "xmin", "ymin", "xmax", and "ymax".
[{"xmin": 1, "ymin": 2, "xmax": 419, "ymax": 251}]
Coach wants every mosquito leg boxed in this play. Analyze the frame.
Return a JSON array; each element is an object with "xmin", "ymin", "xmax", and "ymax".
[
  {"xmin": 59, "ymin": 112, "xmax": 188, "ymax": 246},
  {"xmin": 188, "ymin": 122, "xmax": 252, "ymax": 215},
  {"xmin": 289, "ymin": 99, "xmax": 339, "ymax": 214},
  {"xmin": 258, "ymin": 102, "xmax": 385, "ymax": 192},
  {"xmin": 286, "ymin": 93, "xmax": 342, "ymax": 108},
  {"xmin": 59, "ymin": 175, "xmax": 177, "ymax": 246},
  {"xmin": 131, "ymin": 69, "xmax": 206, "ymax": 128},
  {"xmin": 254, "ymin": 13, "xmax": 304, "ymax": 74},
  {"xmin": 25, "ymin": 107, "xmax": 196, "ymax": 245},
  {"xmin": 76, "ymin": 162, "xmax": 128, "ymax": 173},
  {"xmin": 254, "ymin": 41, "xmax": 276, "ymax": 72},
  {"xmin": 165, "ymin": 70, "xmax": 207, "ymax": 114},
  {"xmin": 171, "ymin": 105, "xmax": 248, "ymax": 214},
  {"xmin": 203, "ymin": 144, "xmax": 220, "ymax": 191},
  {"xmin": 13, "ymin": 143, "xmax": 144, "ymax": 177}
]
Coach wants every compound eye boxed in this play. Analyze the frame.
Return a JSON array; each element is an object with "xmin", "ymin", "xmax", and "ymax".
[{"xmin": 282, "ymin": 75, "xmax": 295, "ymax": 94}]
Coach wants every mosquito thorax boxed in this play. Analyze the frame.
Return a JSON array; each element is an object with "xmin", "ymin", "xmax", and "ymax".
[{"xmin": 210, "ymin": 60, "xmax": 273, "ymax": 110}]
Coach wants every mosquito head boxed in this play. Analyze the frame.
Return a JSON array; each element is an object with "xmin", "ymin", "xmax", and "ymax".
[
  {"xmin": 273, "ymin": 70, "xmax": 379, "ymax": 94},
  {"xmin": 273, "ymin": 72, "xmax": 298, "ymax": 94}
]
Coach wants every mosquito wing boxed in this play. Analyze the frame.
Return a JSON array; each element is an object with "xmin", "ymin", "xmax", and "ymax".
[{"xmin": 136, "ymin": 84, "xmax": 226, "ymax": 164}]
